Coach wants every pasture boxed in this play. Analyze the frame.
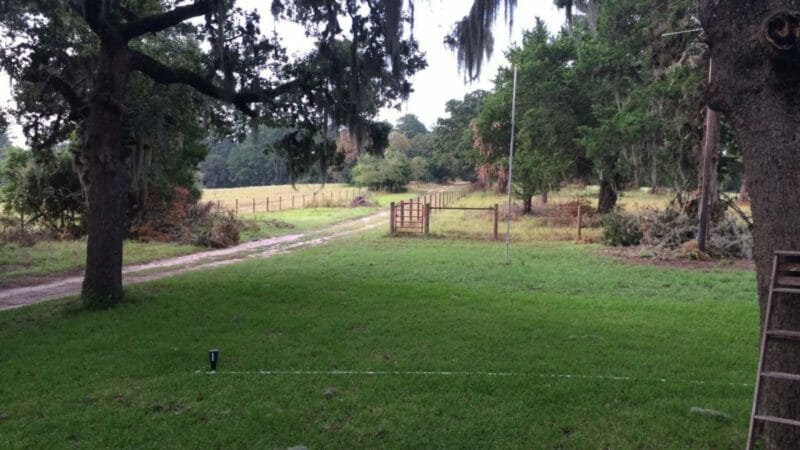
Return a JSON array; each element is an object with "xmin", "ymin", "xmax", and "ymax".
[
  {"xmin": 201, "ymin": 184, "xmax": 366, "ymax": 215},
  {"xmin": 0, "ymin": 227, "xmax": 759, "ymax": 448}
]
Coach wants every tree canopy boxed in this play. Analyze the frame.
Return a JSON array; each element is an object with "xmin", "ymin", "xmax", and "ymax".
[{"xmin": 0, "ymin": 0, "xmax": 425, "ymax": 305}]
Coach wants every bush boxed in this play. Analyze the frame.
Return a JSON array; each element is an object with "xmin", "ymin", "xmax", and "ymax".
[
  {"xmin": 602, "ymin": 210, "xmax": 643, "ymax": 246},
  {"xmin": 351, "ymin": 149, "xmax": 411, "ymax": 192}
]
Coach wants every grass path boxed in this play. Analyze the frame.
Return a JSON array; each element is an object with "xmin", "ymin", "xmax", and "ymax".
[{"xmin": 0, "ymin": 210, "xmax": 387, "ymax": 311}]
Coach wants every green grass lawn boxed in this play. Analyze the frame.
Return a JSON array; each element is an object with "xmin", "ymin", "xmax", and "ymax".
[{"xmin": 0, "ymin": 231, "xmax": 759, "ymax": 448}]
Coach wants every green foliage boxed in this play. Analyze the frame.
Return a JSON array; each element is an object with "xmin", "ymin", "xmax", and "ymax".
[
  {"xmin": 351, "ymin": 149, "xmax": 411, "ymax": 192},
  {"xmin": 394, "ymin": 114, "xmax": 428, "ymax": 139},
  {"xmin": 201, "ymin": 128, "xmax": 292, "ymax": 188},
  {"xmin": 602, "ymin": 210, "xmax": 643, "ymax": 246},
  {"xmin": 409, "ymin": 156, "xmax": 430, "ymax": 182},
  {"xmin": 431, "ymin": 90, "xmax": 487, "ymax": 181},
  {"xmin": 476, "ymin": 20, "xmax": 586, "ymax": 203},
  {"xmin": 467, "ymin": 0, "xmax": 719, "ymax": 212},
  {"xmin": 0, "ymin": 147, "xmax": 85, "ymax": 234}
]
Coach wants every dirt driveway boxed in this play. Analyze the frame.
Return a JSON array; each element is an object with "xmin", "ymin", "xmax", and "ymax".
[{"xmin": 0, "ymin": 210, "xmax": 388, "ymax": 311}]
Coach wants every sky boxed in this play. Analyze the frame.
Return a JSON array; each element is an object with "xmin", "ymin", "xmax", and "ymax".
[{"xmin": 0, "ymin": 1, "xmax": 565, "ymax": 146}]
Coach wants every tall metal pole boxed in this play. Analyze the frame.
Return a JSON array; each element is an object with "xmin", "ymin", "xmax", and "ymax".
[{"xmin": 504, "ymin": 66, "xmax": 518, "ymax": 263}]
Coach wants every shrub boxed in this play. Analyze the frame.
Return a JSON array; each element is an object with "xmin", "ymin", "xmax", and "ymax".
[
  {"xmin": 602, "ymin": 210, "xmax": 643, "ymax": 246},
  {"xmin": 352, "ymin": 149, "xmax": 411, "ymax": 192}
]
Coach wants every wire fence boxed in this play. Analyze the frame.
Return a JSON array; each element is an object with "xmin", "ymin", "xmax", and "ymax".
[{"xmin": 211, "ymin": 188, "xmax": 366, "ymax": 217}]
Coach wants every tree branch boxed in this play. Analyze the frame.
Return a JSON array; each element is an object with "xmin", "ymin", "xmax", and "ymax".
[
  {"xmin": 129, "ymin": 49, "xmax": 260, "ymax": 117},
  {"xmin": 121, "ymin": 0, "xmax": 212, "ymax": 40},
  {"xmin": 21, "ymin": 68, "xmax": 89, "ymax": 119}
]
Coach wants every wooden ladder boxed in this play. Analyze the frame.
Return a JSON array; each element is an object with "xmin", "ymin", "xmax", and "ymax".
[{"xmin": 747, "ymin": 251, "xmax": 800, "ymax": 449}]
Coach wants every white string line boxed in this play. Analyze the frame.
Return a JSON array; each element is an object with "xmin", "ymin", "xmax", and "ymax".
[{"xmin": 193, "ymin": 369, "xmax": 753, "ymax": 387}]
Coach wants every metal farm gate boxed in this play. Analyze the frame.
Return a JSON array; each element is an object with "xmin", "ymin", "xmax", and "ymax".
[
  {"xmin": 389, "ymin": 191, "xmax": 499, "ymax": 240},
  {"xmin": 390, "ymin": 198, "xmax": 428, "ymax": 235}
]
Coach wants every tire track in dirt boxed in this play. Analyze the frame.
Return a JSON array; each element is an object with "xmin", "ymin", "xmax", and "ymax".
[{"xmin": 0, "ymin": 210, "xmax": 388, "ymax": 311}]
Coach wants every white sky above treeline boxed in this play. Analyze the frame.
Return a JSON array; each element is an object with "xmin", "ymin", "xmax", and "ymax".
[{"xmin": 0, "ymin": 1, "xmax": 564, "ymax": 146}]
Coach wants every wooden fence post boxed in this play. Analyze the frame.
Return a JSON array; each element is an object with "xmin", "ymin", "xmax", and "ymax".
[
  {"xmin": 400, "ymin": 201, "xmax": 405, "ymax": 228},
  {"xmin": 279, "ymin": 196, "xmax": 282, "ymax": 211},
  {"xmin": 302, "ymin": 194, "xmax": 306, "ymax": 208},
  {"xmin": 424, "ymin": 203, "xmax": 430, "ymax": 236},
  {"xmin": 577, "ymin": 204, "xmax": 583, "ymax": 240},
  {"xmin": 390, "ymin": 202, "xmax": 396, "ymax": 235},
  {"xmin": 292, "ymin": 196, "xmax": 295, "ymax": 209},
  {"xmin": 494, "ymin": 204, "xmax": 499, "ymax": 240},
  {"xmin": 252, "ymin": 198, "xmax": 256, "ymax": 214},
  {"xmin": 266, "ymin": 197, "xmax": 270, "ymax": 212},
  {"xmin": 235, "ymin": 199, "xmax": 238, "ymax": 217}
]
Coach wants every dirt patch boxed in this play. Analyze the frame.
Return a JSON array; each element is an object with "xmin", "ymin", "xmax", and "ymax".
[
  {"xmin": 600, "ymin": 246, "xmax": 754, "ymax": 271},
  {"xmin": 0, "ymin": 269, "xmax": 84, "ymax": 290}
]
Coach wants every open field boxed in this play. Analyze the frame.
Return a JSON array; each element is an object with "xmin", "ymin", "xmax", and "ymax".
[
  {"xmin": 0, "ymin": 229, "xmax": 759, "ymax": 448},
  {"xmin": 200, "ymin": 183, "xmax": 445, "ymax": 215},
  {"xmin": 201, "ymin": 184, "xmax": 367, "ymax": 215}
]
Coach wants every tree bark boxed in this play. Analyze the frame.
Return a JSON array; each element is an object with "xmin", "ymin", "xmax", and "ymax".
[
  {"xmin": 81, "ymin": 44, "xmax": 131, "ymax": 306},
  {"xmin": 700, "ymin": 3, "xmax": 800, "ymax": 447},
  {"xmin": 740, "ymin": 176, "xmax": 751, "ymax": 202},
  {"xmin": 597, "ymin": 178, "xmax": 617, "ymax": 214},
  {"xmin": 649, "ymin": 137, "xmax": 659, "ymax": 194},
  {"xmin": 522, "ymin": 195, "xmax": 532, "ymax": 213}
]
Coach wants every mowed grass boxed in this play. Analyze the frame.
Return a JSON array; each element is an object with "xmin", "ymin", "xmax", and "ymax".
[{"xmin": 0, "ymin": 231, "xmax": 759, "ymax": 448}]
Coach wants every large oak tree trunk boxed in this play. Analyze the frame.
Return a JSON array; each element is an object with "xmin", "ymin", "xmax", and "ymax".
[
  {"xmin": 700, "ymin": 3, "xmax": 800, "ymax": 447},
  {"xmin": 81, "ymin": 45, "xmax": 131, "ymax": 306}
]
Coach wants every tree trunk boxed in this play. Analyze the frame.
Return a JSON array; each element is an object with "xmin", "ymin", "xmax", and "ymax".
[
  {"xmin": 522, "ymin": 195, "xmax": 532, "ymax": 214},
  {"xmin": 81, "ymin": 45, "xmax": 131, "ymax": 307},
  {"xmin": 650, "ymin": 137, "xmax": 659, "ymax": 194},
  {"xmin": 700, "ymin": 3, "xmax": 800, "ymax": 447},
  {"xmin": 740, "ymin": 176, "xmax": 750, "ymax": 202},
  {"xmin": 597, "ymin": 179, "xmax": 617, "ymax": 214}
]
